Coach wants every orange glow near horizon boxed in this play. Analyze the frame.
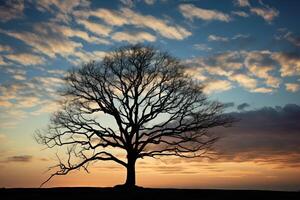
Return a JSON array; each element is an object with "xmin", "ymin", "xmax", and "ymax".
[{"xmin": 1, "ymin": 155, "xmax": 300, "ymax": 191}]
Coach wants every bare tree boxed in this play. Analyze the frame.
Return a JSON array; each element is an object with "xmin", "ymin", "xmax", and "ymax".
[{"xmin": 36, "ymin": 44, "xmax": 232, "ymax": 188}]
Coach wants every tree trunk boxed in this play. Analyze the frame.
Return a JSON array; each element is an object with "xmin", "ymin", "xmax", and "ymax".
[{"xmin": 124, "ymin": 155, "xmax": 136, "ymax": 187}]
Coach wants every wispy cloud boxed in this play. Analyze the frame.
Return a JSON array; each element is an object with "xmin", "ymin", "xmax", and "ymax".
[
  {"xmin": 276, "ymin": 30, "xmax": 300, "ymax": 47},
  {"xmin": 244, "ymin": 51, "xmax": 281, "ymax": 88},
  {"xmin": 112, "ymin": 31, "xmax": 156, "ymax": 43},
  {"xmin": 203, "ymin": 79, "xmax": 232, "ymax": 94},
  {"xmin": 144, "ymin": 0, "xmax": 156, "ymax": 5},
  {"xmin": 208, "ymin": 34, "xmax": 229, "ymax": 42},
  {"xmin": 179, "ymin": 4, "xmax": 231, "ymax": 22},
  {"xmin": 183, "ymin": 49, "xmax": 297, "ymax": 94},
  {"xmin": 0, "ymin": 24, "xmax": 82, "ymax": 59},
  {"xmin": 0, "ymin": 45, "xmax": 13, "ymax": 52},
  {"xmin": 6, "ymin": 155, "xmax": 33, "ymax": 163},
  {"xmin": 88, "ymin": 7, "xmax": 191, "ymax": 40},
  {"xmin": 71, "ymin": 50, "xmax": 106, "ymax": 64},
  {"xmin": 0, "ymin": 0, "xmax": 24, "ymax": 22},
  {"xmin": 234, "ymin": 0, "xmax": 250, "ymax": 7},
  {"xmin": 285, "ymin": 83, "xmax": 300, "ymax": 93},
  {"xmin": 35, "ymin": 0, "xmax": 90, "ymax": 23},
  {"xmin": 272, "ymin": 52, "xmax": 300, "ymax": 77},
  {"xmin": 231, "ymin": 11, "xmax": 249, "ymax": 18},
  {"xmin": 4, "ymin": 53, "xmax": 45, "ymax": 66},
  {"xmin": 0, "ymin": 74, "xmax": 66, "ymax": 128},
  {"xmin": 208, "ymin": 34, "xmax": 250, "ymax": 43},
  {"xmin": 233, "ymin": 0, "xmax": 279, "ymax": 23},
  {"xmin": 77, "ymin": 19, "xmax": 112, "ymax": 38},
  {"xmin": 250, "ymin": 7, "xmax": 279, "ymax": 23},
  {"xmin": 59, "ymin": 24, "xmax": 110, "ymax": 44},
  {"xmin": 230, "ymin": 73, "xmax": 257, "ymax": 90},
  {"xmin": 193, "ymin": 43, "xmax": 212, "ymax": 51}
]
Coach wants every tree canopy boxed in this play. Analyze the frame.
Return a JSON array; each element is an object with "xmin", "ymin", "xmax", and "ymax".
[{"xmin": 36, "ymin": 44, "xmax": 232, "ymax": 188}]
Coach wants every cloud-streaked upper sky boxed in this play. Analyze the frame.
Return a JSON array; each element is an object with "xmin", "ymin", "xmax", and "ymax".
[{"xmin": 0, "ymin": 0, "xmax": 299, "ymax": 190}]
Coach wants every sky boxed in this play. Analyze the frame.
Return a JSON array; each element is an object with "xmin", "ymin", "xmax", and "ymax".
[{"xmin": 0, "ymin": 0, "xmax": 300, "ymax": 190}]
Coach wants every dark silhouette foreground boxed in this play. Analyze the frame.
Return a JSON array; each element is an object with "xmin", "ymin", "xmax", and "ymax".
[
  {"xmin": 1, "ymin": 187, "xmax": 299, "ymax": 200},
  {"xmin": 36, "ymin": 44, "xmax": 232, "ymax": 188}
]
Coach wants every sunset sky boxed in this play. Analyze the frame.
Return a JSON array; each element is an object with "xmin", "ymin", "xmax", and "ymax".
[{"xmin": 0, "ymin": 0, "xmax": 300, "ymax": 191}]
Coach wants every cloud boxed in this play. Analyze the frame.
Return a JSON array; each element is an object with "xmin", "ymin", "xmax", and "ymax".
[
  {"xmin": 4, "ymin": 53, "xmax": 45, "ymax": 66},
  {"xmin": 0, "ymin": 23, "xmax": 82, "ymax": 58},
  {"xmin": 223, "ymin": 102, "xmax": 235, "ymax": 109},
  {"xmin": 112, "ymin": 31, "xmax": 156, "ymax": 43},
  {"xmin": 59, "ymin": 24, "xmax": 110, "ymax": 44},
  {"xmin": 230, "ymin": 73, "xmax": 273, "ymax": 93},
  {"xmin": 18, "ymin": 96, "xmax": 42, "ymax": 108},
  {"xmin": 0, "ymin": 57, "xmax": 6, "ymax": 66},
  {"xmin": 0, "ymin": 109, "xmax": 27, "ymax": 128},
  {"xmin": 71, "ymin": 50, "xmax": 106, "ymax": 65},
  {"xmin": 0, "ymin": 81, "xmax": 41, "ymax": 128},
  {"xmin": 187, "ymin": 51, "xmax": 243, "ymax": 71},
  {"xmin": 179, "ymin": 4, "xmax": 231, "ymax": 22},
  {"xmin": 208, "ymin": 34, "xmax": 251, "ymax": 43},
  {"xmin": 144, "ymin": 0, "xmax": 155, "ymax": 5},
  {"xmin": 285, "ymin": 83, "xmax": 300, "ymax": 93},
  {"xmin": 184, "ymin": 50, "xmax": 300, "ymax": 93},
  {"xmin": 0, "ymin": 45, "xmax": 13, "ymax": 52},
  {"xmin": 272, "ymin": 52, "xmax": 300, "ymax": 77},
  {"xmin": 243, "ymin": 50, "xmax": 281, "ymax": 88},
  {"xmin": 250, "ymin": 87, "xmax": 273, "ymax": 93},
  {"xmin": 203, "ymin": 80, "xmax": 232, "ymax": 94},
  {"xmin": 250, "ymin": 7, "xmax": 279, "ymax": 23},
  {"xmin": 0, "ymin": 0, "xmax": 24, "ymax": 22},
  {"xmin": 231, "ymin": 11, "xmax": 249, "ymax": 18},
  {"xmin": 120, "ymin": 0, "xmax": 135, "ymax": 8},
  {"xmin": 90, "ymin": 7, "xmax": 191, "ymax": 40},
  {"xmin": 0, "ymin": 83, "xmax": 42, "ymax": 109},
  {"xmin": 88, "ymin": 8, "xmax": 127, "ymax": 26},
  {"xmin": 234, "ymin": 0, "xmax": 250, "ymax": 7},
  {"xmin": 0, "ymin": 74, "xmax": 66, "ymax": 127},
  {"xmin": 0, "ymin": 83, "xmax": 24, "ymax": 101},
  {"xmin": 208, "ymin": 34, "xmax": 229, "ymax": 42},
  {"xmin": 229, "ymin": 74, "xmax": 257, "ymax": 90},
  {"xmin": 237, "ymin": 103, "xmax": 250, "ymax": 111},
  {"xmin": 247, "ymin": 65, "xmax": 280, "ymax": 88},
  {"xmin": 47, "ymin": 69, "xmax": 68, "ymax": 76},
  {"xmin": 0, "ymin": 58, "xmax": 69, "ymax": 127},
  {"xmin": 35, "ymin": 0, "xmax": 90, "ymax": 23},
  {"xmin": 6, "ymin": 155, "xmax": 33, "ymax": 162},
  {"xmin": 3, "ymin": 68, "xmax": 27, "ymax": 81},
  {"xmin": 184, "ymin": 67, "xmax": 207, "ymax": 81},
  {"xmin": 284, "ymin": 33, "xmax": 300, "ymax": 47},
  {"xmin": 205, "ymin": 66, "xmax": 233, "ymax": 77},
  {"xmin": 1, "ymin": 21, "xmax": 109, "ymax": 66},
  {"xmin": 231, "ymin": 34, "xmax": 250, "ymax": 40},
  {"xmin": 214, "ymin": 104, "xmax": 300, "ymax": 167},
  {"xmin": 276, "ymin": 31, "xmax": 300, "ymax": 47},
  {"xmin": 193, "ymin": 43, "xmax": 212, "ymax": 51},
  {"xmin": 12, "ymin": 74, "xmax": 26, "ymax": 81},
  {"xmin": 234, "ymin": 0, "xmax": 278, "ymax": 23},
  {"xmin": 0, "ymin": 100, "xmax": 12, "ymax": 108},
  {"xmin": 31, "ymin": 101, "xmax": 61, "ymax": 116},
  {"xmin": 77, "ymin": 19, "xmax": 112, "ymax": 38}
]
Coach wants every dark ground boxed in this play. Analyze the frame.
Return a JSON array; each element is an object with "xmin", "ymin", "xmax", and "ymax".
[{"xmin": 0, "ymin": 187, "xmax": 299, "ymax": 200}]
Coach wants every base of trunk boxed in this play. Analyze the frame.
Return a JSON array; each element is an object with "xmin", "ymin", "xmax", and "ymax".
[{"xmin": 113, "ymin": 184, "xmax": 142, "ymax": 190}]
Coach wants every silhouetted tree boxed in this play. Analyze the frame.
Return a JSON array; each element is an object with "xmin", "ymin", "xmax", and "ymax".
[{"xmin": 36, "ymin": 44, "xmax": 232, "ymax": 188}]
